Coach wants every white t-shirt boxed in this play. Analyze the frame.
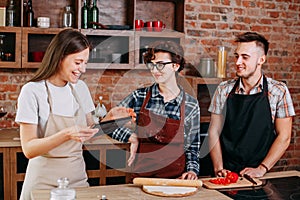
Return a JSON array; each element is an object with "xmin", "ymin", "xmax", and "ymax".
[{"xmin": 15, "ymin": 80, "xmax": 95, "ymax": 137}]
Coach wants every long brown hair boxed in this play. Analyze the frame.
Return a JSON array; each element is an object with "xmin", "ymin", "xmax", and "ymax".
[{"xmin": 29, "ymin": 29, "xmax": 91, "ymax": 82}]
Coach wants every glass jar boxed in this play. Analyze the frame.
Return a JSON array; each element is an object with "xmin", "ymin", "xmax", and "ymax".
[
  {"xmin": 217, "ymin": 46, "xmax": 227, "ymax": 78},
  {"xmin": 199, "ymin": 58, "xmax": 215, "ymax": 77},
  {"xmin": 50, "ymin": 177, "xmax": 76, "ymax": 200},
  {"xmin": 63, "ymin": 6, "xmax": 73, "ymax": 27}
]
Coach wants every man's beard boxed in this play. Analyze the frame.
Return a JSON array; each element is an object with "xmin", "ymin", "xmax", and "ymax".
[{"xmin": 235, "ymin": 65, "xmax": 258, "ymax": 79}]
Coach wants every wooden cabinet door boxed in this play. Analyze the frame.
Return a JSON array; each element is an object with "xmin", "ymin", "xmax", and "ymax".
[{"xmin": 0, "ymin": 27, "xmax": 21, "ymax": 68}]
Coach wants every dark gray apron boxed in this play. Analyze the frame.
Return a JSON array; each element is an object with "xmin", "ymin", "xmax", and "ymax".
[{"xmin": 220, "ymin": 75, "xmax": 275, "ymax": 172}]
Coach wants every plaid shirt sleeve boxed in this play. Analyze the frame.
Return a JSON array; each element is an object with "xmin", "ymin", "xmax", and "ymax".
[
  {"xmin": 184, "ymin": 94, "xmax": 201, "ymax": 175},
  {"xmin": 110, "ymin": 88, "xmax": 147, "ymax": 142},
  {"xmin": 267, "ymin": 78, "xmax": 295, "ymax": 119}
]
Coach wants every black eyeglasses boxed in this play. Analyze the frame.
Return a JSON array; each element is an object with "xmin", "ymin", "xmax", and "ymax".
[{"xmin": 145, "ymin": 62, "xmax": 173, "ymax": 71}]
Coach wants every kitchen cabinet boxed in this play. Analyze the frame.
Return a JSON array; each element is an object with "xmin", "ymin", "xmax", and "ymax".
[
  {"xmin": 0, "ymin": 0, "xmax": 184, "ymax": 69},
  {"xmin": 21, "ymin": 27, "xmax": 61, "ymax": 68},
  {"xmin": 81, "ymin": 29, "xmax": 135, "ymax": 69},
  {"xmin": 0, "ymin": 27, "xmax": 21, "ymax": 68}
]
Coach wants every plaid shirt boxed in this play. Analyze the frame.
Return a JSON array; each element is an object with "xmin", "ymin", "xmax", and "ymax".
[
  {"xmin": 208, "ymin": 75, "xmax": 295, "ymax": 122},
  {"xmin": 111, "ymin": 83, "xmax": 201, "ymax": 175}
]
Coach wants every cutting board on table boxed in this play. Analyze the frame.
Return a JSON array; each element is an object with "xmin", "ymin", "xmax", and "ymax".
[{"xmin": 201, "ymin": 177, "xmax": 262, "ymax": 189}]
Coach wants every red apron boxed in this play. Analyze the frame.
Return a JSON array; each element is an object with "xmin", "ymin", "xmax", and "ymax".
[{"xmin": 132, "ymin": 90, "xmax": 186, "ymax": 179}]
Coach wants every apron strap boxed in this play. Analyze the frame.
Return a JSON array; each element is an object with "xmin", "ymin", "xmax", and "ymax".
[
  {"xmin": 45, "ymin": 80, "xmax": 82, "ymax": 116},
  {"xmin": 141, "ymin": 86, "xmax": 185, "ymax": 122}
]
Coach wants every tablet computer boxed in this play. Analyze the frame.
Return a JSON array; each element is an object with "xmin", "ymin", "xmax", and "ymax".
[{"xmin": 93, "ymin": 116, "xmax": 132, "ymax": 137}]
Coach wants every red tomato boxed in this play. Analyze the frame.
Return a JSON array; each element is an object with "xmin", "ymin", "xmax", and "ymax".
[
  {"xmin": 209, "ymin": 178, "xmax": 221, "ymax": 184},
  {"xmin": 208, "ymin": 172, "xmax": 239, "ymax": 185},
  {"xmin": 223, "ymin": 178, "xmax": 231, "ymax": 185},
  {"xmin": 226, "ymin": 172, "xmax": 239, "ymax": 183},
  {"xmin": 209, "ymin": 177, "xmax": 231, "ymax": 185}
]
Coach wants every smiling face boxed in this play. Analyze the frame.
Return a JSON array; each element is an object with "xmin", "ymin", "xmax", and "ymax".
[
  {"xmin": 50, "ymin": 47, "xmax": 89, "ymax": 86},
  {"xmin": 149, "ymin": 52, "xmax": 179, "ymax": 85},
  {"xmin": 234, "ymin": 41, "xmax": 266, "ymax": 81}
]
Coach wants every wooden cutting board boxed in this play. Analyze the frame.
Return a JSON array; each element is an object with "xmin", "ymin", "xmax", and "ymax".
[{"xmin": 201, "ymin": 177, "xmax": 262, "ymax": 189}]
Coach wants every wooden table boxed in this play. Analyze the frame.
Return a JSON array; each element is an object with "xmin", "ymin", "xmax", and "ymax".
[
  {"xmin": 31, "ymin": 170, "xmax": 300, "ymax": 200},
  {"xmin": 31, "ymin": 184, "xmax": 231, "ymax": 200}
]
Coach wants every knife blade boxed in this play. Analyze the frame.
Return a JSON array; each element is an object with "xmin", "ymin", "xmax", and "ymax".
[{"xmin": 243, "ymin": 174, "xmax": 257, "ymax": 185}]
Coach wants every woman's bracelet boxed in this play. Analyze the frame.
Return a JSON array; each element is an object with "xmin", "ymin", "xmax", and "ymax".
[{"xmin": 260, "ymin": 163, "xmax": 269, "ymax": 172}]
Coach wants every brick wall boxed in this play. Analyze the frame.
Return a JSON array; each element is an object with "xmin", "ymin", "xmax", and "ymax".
[{"xmin": 0, "ymin": 0, "xmax": 299, "ymax": 171}]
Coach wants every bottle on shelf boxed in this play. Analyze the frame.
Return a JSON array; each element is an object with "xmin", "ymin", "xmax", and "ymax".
[
  {"xmin": 81, "ymin": 0, "xmax": 89, "ymax": 29},
  {"xmin": 50, "ymin": 177, "xmax": 76, "ymax": 200},
  {"xmin": 89, "ymin": 0, "xmax": 99, "ymax": 29},
  {"xmin": 25, "ymin": 0, "xmax": 34, "ymax": 27},
  {"xmin": 6, "ymin": 0, "xmax": 16, "ymax": 27},
  {"xmin": 63, "ymin": 6, "xmax": 73, "ymax": 28},
  {"xmin": 0, "ymin": 35, "xmax": 5, "ymax": 61},
  {"xmin": 23, "ymin": 1, "xmax": 28, "ymax": 26}
]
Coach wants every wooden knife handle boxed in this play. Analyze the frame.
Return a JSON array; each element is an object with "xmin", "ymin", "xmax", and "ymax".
[{"xmin": 133, "ymin": 178, "xmax": 203, "ymax": 187}]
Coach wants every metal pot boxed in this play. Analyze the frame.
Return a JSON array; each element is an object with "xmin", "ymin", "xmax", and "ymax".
[{"xmin": 198, "ymin": 58, "xmax": 215, "ymax": 77}]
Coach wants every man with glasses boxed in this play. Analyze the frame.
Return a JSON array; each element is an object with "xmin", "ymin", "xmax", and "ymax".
[{"xmin": 110, "ymin": 40, "xmax": 201, "ymax": 180}]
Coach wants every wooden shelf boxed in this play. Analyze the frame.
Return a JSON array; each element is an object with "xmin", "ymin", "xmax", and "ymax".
[{"xmin": 0, "ymin": 0, "xmax": 184, "ymax": 69}]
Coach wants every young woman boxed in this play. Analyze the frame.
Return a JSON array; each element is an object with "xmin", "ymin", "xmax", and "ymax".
[
  {"xmin": 111, "ymin": 41, "xmax": 201, "ymax": 180},
  {"xmin": 15, "ymin": 29, "xmax": 99, "ymax": 200}
]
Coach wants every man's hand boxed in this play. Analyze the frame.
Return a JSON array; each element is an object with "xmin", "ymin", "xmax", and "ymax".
[
  {"xmin": 240, "ymin": 165, "xmax": 267, "ymax": 178},
  {"xmin": 127, "ymin": 133, "xmax": 138, "ymax": 167},
  {"xmin": 215, "ymin": 168, "xmax": 231, "ymax": 177},
  {"xmin": 179, "ymin": 171, "xmax": 198, "ymax": 180}
]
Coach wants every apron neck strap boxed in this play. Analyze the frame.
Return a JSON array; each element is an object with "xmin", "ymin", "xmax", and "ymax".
[
  {"xmin": 45, "ymin": 81, "xmax": 82, "ymax": 114},
  {"xmin": 142, "ymin": 87, "xmax": 186, "ymax": 121}
]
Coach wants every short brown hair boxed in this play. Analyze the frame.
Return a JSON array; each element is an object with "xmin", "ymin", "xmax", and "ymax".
[
  {"xmin": 235, "ymin": 32, "xmax": 269, "ymax": 55},
  {"xmin": 143, "ymin": 40, "xmax": 185, "ymax": 72}
]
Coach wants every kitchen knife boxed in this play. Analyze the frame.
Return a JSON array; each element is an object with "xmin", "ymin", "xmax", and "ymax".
[{"xmin": 243, "ymin": 174, "xmax": 258, "ymax": 185}]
